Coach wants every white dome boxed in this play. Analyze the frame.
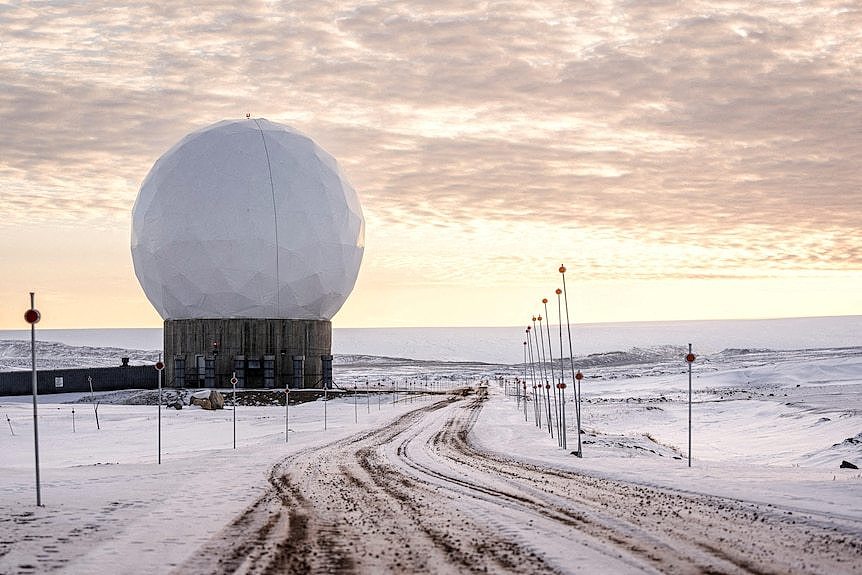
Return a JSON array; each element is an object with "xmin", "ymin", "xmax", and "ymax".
[{"xmin": 131, "ymin": 118, "xmax": 365, "ymax": 321}]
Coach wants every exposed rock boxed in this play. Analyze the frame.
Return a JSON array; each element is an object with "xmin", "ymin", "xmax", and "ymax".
[
  {"xmin": 190, "ymin": 396, "xmax": 213, "ymax": 410},
  {"xmin": 209, "ymin": 389, "xmax": 225, "ymax": 409},
  {"xmin": 840, "ymin": 460, "xmax": 858, "ymax": 469},
  {"xmin": 832, "ymin": 433, "xmax": 862, "ymax": 448},
  {"xmin": 189, "ymin": 389, "xmax": 225, "ymax": 410}
]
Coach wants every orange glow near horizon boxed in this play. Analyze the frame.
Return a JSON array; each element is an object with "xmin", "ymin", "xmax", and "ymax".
[{"xmin": 1, "ymin": 213, "xmax": 859, "ymax": 329}]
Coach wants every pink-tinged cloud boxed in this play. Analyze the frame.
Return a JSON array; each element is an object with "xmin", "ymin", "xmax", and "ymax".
[{"xmin": 0, "ymin": 0, "xmax": 860, "ymax": 289}]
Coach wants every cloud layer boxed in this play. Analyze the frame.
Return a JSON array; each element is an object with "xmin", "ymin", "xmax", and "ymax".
[{"xmin": 1, "ymin": 1, "xmax": 859, "ymax": 308}]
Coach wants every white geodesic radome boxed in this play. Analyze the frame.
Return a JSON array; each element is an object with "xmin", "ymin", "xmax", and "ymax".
[{"xmin": 131, "ymin": 118, "xmax": 364, "ymax": 321}]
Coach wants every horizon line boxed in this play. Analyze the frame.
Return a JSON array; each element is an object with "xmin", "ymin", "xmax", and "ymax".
[{"xmin": 0, "ymin": 313, "xmax": 859, "ymax": 332}]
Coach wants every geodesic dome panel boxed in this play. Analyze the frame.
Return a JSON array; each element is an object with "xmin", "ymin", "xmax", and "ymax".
[{"xmin": 131, "ymin": 118, "xmax": 364, "ymax": 321}]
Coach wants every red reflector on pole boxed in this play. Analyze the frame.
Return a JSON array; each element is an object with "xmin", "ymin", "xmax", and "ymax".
[{"xmin": 24, "ymin": 309, "xmax": 40, "ymax": 324}]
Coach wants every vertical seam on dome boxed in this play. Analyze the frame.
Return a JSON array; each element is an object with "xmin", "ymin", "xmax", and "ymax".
[{"xmin": 253, "ymin": 118, "xmax": 280, "ymax": 314}]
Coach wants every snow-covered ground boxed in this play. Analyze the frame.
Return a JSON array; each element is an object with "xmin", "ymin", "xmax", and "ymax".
[
  {"xmin": 479, "ymin": 349, "xmax": 862, "ymax": 523},
  {"xmin": 1, "ymin": 324, "xmax": 861, "ymax": 573},
  {"xmin": 1, "ymin": 390, "xmax": 453, "ymax": 573}
]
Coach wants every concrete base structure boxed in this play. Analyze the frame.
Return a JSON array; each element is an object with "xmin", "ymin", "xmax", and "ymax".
[{"xmin": 164, "ymin": 318, "xmax": 331, "ymax": 389}]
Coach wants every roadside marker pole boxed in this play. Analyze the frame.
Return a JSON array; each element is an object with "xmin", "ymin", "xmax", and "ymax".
[
  {"xmin": 526, "ymin": 327, "xmax": 539, "ymax": 426},
  {"xmin": 556, "ymin": 289, "xmax": 567, "ymax": 450},
  {"xmin": 531, "ymin": 318, "xmax": 541, "ymax": 424},
  {"xmin": 155, "ymin": 358, "xmax": 165, "ymax": 464},
  {"xmin": 537, "ymin": 314, "xmax": 554, "ymax": 438},
  {"xmin": 25, "ymin": 293, "xmax": 42, "ymax": 507},
  {"xmin": 686, "ymin": 346, "xmax": 696, "ymax": 468},
  {"xmin": 285, "ymin": 387, "xmax": 289, "ymax": 443},
  {"xmin": 575, "ymin": 370, "xmax": 584, "ymax": 454},
  {"xmin": 324, "ymin": 386, "xmax": 328, "ymax": 430},
  {"xmin": 543, "ymin": 299, "xmax": 560, "ymax": 444},
  {"xmin": 88, "ymin": 375, "xmax": 100, "ymax": 430},
  {"xmin": 559, "ymin": 265, "xmax": 583, "ymax": 458},
  {"xmin": 72, "ymin": 409, "xmax": 76, "ymax": 433},
  {"xmin": 557, "ymin": 382, "xmax": 567, "ymax": 450},
  {"xmin": 526, "ymin": 329, "xmax": 534, "ymax": 423},
  {"xmin": 231, "ymin": 372, "xmax": 238, "ymax": 449},
  {"xmin": 520, "ymin": 341, "xmax": 527, "ymax": 412},
  {"xmin": 531, "ymin": 320, "xmax": 544, "ymax": 428}
]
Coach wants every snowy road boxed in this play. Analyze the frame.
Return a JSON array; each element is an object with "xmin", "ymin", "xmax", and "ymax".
[{"xmin": 179, "ymin": 393, "xmax": 862, "ymax": 575}]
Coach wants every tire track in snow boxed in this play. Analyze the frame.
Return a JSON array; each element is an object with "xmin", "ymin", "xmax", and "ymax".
[
  {"xmin": 177, "ymin": 394, "xmax": 556, "ymax": 574},
  {"xmin": 407, "ymin": 395, "xmax": 862, "ymax": 574},
  {"xmin": 179, "ymin": 392, "xmax": 861, "ymax": 574}
]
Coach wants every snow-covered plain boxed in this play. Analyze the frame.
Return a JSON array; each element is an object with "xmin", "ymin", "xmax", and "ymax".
[
  {"xmin": 483, "ymin": 347, "xmax": 862, "ymax": 521},
  {"xmin": 1, "ymin": 318, "xmax": 861, "ymax": 573},
  {"xmin": 1, "ymin": 390, "xmax": 457, "ymax": 573}
]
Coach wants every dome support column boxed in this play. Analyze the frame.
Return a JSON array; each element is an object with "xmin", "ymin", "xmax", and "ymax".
[{"xmin": 164, "ymin": 318, "xmax": 331, "ymax": 390}]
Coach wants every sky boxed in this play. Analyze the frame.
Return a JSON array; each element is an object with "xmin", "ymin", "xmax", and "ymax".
[{"xmin": 1, "ymin": 1, "xmax": 860, "ymax": 329}]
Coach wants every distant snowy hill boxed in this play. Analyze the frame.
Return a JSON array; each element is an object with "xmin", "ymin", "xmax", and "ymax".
[
  {"xmin": 1, "ymin": 315, "xmax": 859, "ymax": 368},
  {"xmin": 0, "ymin": 340, "xmax": 159, "ymax": 371}
]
